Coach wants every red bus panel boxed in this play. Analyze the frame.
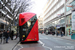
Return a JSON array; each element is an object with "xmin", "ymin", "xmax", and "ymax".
[{"xmin": 19, "ymin": 12, "xmax": 36, "ymax": 26}]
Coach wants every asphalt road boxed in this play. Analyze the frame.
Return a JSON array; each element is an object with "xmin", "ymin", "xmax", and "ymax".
[
  {"xmin": 39, "ymin": 34, "xmax": 75, "ymax": 50},
  {"xmin": 14, "ymin": 33, "xmax": 75, "ymax": 50}
]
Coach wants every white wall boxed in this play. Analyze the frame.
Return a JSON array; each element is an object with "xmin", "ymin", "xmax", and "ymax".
[{"xmin": 44, "ymin": 0, "xmax": 65, "ymax": 27}]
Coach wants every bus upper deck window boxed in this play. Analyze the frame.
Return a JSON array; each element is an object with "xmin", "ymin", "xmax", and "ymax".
[{"xmin": 21, "ymin": 18, "xmax": 25, "ymax": 24}]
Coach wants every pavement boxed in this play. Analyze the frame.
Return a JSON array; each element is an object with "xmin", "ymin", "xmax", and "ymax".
[{"xmin": 0, "ymin": 38, "xmax": 19, "ymax": 50}]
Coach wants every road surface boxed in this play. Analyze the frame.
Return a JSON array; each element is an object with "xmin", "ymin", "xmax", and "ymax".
[{"xmin": 13, "ymin": 34, "xmax": 75, "ymax": 50}]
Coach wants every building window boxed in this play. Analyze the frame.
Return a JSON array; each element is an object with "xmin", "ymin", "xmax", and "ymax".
[
  {"xmin": 66, "ymin": 15, "xmax": 72, "ymax": 24},
  {"xmin": 66, "ymin": 1, "xmax": 75, "ymax": 12},
  {"xmin": 0, "ymin": 23, "xmax": 4, "ymax": 30},
  {"xmin": 66, "ymin": 0, "xmax": 69, "ymax": 2},
  {"xmin": 66, "ymin": 7, "xmax": 72, "ymax": 12},
  {"xmin": 71, "ymin": 1, "xmax": 75, "ymax": 6}
]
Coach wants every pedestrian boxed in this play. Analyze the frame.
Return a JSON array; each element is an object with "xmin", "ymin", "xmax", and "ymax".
[
  {"xmin": 69, "ymin": 29, "xmax": 70, "ymax": 35},
  {"xmin": 5, "ymin": 30, "xmax": 10, "ymax": 43},
  {"xmin": 15, "ymin": 32, "xmax": 18, "ymax": 40},
  {"xmin": 61, "ymin": 31, "xmax": 64, "ymax": 37},
  {"xmin": 3, "ymin": 30, "xmax": 6, "ymax": 43},
  {"xmin": 56, "ymin": 31, "xmax": 59, "ymax": 36},
  {"xmin": 0, "ymin": 30, "xmax": 2, "ymax": 43},
  {"xmin": 10, "ymin": 30, "xmax": 14, "ymax": 40}
]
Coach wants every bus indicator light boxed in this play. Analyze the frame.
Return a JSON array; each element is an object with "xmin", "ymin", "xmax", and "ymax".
[{"xmin": 23, "ymin": 35, "xmax": 25, "ymax": 37}]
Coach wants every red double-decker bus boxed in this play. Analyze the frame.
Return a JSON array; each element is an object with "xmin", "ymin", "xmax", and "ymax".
[{"xmin": 19, "ymin": 12, "xmax": 39, "ymax": 42}]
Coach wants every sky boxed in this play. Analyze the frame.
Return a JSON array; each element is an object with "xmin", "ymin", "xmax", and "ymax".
[
  {"xmin": 29, "ymin": 0, "xmax": 48, "ymax": 17},
  {"xmin": 11, "ymin": 0, "xmax": 48, "ymax": 18}
]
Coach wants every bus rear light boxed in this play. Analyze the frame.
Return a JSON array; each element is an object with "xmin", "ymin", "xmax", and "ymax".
[
  {"xmin": 23, "ymin": 35, "xmax": 25, "ymax": 37},
  {"xmin": 27, "ymin": 39, "xmax": 32, "ymax": 41}
]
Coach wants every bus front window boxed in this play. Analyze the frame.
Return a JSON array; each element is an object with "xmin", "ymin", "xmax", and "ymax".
[{"xmin": 27, "ymin": 20, "xmax": 31, "ymax": 27}]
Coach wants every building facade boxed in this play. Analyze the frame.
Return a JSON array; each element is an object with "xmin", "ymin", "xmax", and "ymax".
[
  {"xmin": 38, "ymin": 17, "xmax": 43, "ymax": 29},
  {"xmin": 41, "ymin": 0, "xmax": 75, "ymax": 36},
  {"xmin": 0, "ymin": 0, "xmax": 11, "ymax": 30}
]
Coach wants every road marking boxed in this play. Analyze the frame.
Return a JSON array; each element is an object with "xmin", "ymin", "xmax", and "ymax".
[
  {"xmin": 18, "ymin": 46, "xmax": 23, "ymax": 50},
  {"xmin": 13, "ymin": 46, "xmax": 17, "ymax": 50},
  {"xmin": 17, "ymin": 44, "xmax": 23, "ymax": 50},
  {"xmin": 13, "ymin": 43, "xmax": 23, "ymax": 50},
  {"xmin": 53, "ymin": 38, "xmax": 63, "ymax": 40},
  {"xmin": 66, "ymin": 43, "xmax": 72, "ymax": 45},
  {"xmin": 40, "ymin": 38, "xmax": 48, "ymax": 39},
  {"xmin": 39, "ymin": 40, "xmax": 52, "ymax": 50}
]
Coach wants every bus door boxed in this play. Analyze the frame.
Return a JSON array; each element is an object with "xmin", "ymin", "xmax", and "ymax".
[{"xmin": 19, "ymin": 22, "xmax": 28, "ymax": 41}]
